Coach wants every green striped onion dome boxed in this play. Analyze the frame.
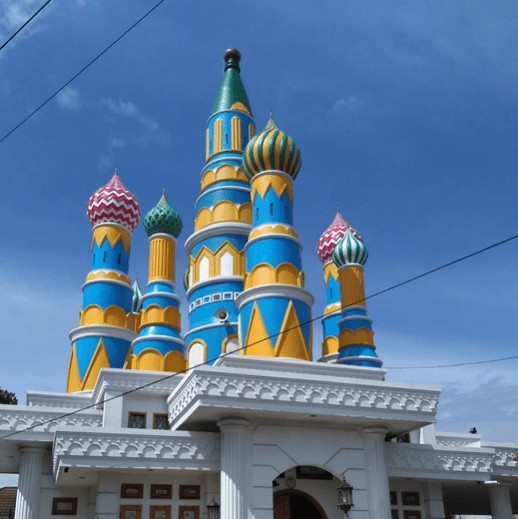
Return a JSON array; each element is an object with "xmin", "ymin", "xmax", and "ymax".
[
  {"xmin": 332, "ymin": 228, "xmax": 368, "ymax": 267},
  {"xmin": 143, "ymin": 191, "xmax": 182, "ymax": 238},
  {"xmin": 242, "ymin": 116, "xmax": 301, "ymax": 180}
]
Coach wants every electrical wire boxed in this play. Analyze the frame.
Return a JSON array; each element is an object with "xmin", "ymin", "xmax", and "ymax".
[
  {"xmin": 0, "ymin": 0, "xmax": 54, "ymax": 53},
  {"xmin": 0, "ymin": 0, "xmax": 167, "ymax": 145},
  {"xmin": 1, "ymin": 231, "xmax": 518, "ymax": 440}
]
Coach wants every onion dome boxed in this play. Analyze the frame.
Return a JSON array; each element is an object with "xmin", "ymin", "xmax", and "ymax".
[
  {"xmin": 317, "ymin": 212, "xmax": 362, "ymax": 264},
  {"xmin": 87, "ymin": 170, "xmax": 140, "ymax": 232},
  {"xmin": 332, "ymin": 228, "xmax": 368, "ymax": 267},
  {"xmin": 143, "ymin": 190, "xmax": 182, "ymax": 238},
  {"xmin": 132, "ymin": 278, "xmax": 143, "ymax": 312},
  {"xmin": 243, "ymin": 116, "xmax": 301, "ymax": 180}
]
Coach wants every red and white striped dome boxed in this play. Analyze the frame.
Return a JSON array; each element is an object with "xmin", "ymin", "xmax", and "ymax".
[
  {"xmin": 317, "ymin": 211, "xmax": 361, "ymax": 264},
  {"xmin": 87, "ymin": 170, "xmax": 140, "ymax": 232}
]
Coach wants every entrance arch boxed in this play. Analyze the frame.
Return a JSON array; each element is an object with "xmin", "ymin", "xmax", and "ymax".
[{"xmin": 273, "ymin": 490, "xmax": 328, "ymax": 519}]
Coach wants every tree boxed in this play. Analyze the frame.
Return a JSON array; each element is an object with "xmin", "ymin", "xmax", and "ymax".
[{"xmin": 0, "ymin": 388, "xmax": 18, "ymax": 405}]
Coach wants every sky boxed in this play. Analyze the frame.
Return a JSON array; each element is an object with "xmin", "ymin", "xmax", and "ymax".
[{"xmin": 1, "ymin": 0, "xmax": 518, "ymax": 486}]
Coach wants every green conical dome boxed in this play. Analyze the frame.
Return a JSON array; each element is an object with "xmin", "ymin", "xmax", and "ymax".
[
  {"xmin": 143, "ymin": 191, "xmax": 182, "ymax": 238},
  {"xmin": 211, "ymin": 49, "xmax": 252, "ymax": 116},
  {"xmin": 132, "ymin": 277, "xmax": 143, "ymax": 312},
  {"xmin": 242, "ymin": 116, "xmax": 302, "ymax": 180}
]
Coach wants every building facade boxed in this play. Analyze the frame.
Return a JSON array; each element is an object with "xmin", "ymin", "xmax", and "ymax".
[{"xmin": 0, "ymin": 49, "xmax": 517, "ymax": 519}]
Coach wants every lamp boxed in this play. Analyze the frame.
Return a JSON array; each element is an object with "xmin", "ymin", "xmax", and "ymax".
[
  {"xmin": 337, "ymin": 478, "xmax": 354, "ymax": 514},
  {"xmin": 207, "ymin": 497, "xmax": 220, "ymax": 519}
]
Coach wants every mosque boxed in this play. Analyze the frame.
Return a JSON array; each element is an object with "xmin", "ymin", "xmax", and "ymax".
[{"xmin": 0, "ymin": 49, "xmax": 517, "ymax": 519}]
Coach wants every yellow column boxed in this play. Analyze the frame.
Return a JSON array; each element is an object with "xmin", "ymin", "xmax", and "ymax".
[
  {"xmin": 338, "ymin": 265, "xmax": 366, "ymax": 308},
  {"xmin": 148, "ymin": 234, "xmax": 176, "ymax": 283}
]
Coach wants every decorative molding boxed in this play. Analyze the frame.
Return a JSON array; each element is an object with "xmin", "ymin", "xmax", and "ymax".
[
  {"xmin": 0, "ymin": 405, "xmax": 102, "ymax": 436},
  {"xmin": 26, "ymin": 391, "xmax": 93, "ymax": 409},
  {"xmin": 53, "ymin": 428, "xmax": 220, "ymax": 474},
  {"xmin": 92, "ymin": 368, "xmax": 183, "ymax": 406},
  {"xmin": 386, "ymin": 443, "xmax": 497, "ymax": 478},
  {"xmin": 167, "ymin": 360, "xmax": 440, "ymax": 428},
  {"xmin": 435, "ymin": 432, "xmax": 481, "ymax": 447}
]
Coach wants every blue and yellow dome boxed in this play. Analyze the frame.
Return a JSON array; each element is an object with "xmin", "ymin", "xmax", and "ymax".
[
  {"xmin": 242, "ymin": 116, "xmax": 301, "ymax": 180},
  {"xmin": 143, "ymin": 191, "xmax": 182, "ymax": 238},
  {"xmin": 332, "ymin": 228, "xmax": 368, "ymax": 267}
]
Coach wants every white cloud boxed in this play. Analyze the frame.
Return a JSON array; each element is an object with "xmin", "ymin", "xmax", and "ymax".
[
  {"xmin": 100, "ymin": 97, "xmax": 170, "ymax": 147},
  {"xmin": 0, "ymin": 0, "xmax": 47, "ymax": 47},
  {"xmin": 56, "ymin": 86, "xmax": 81, "ymax": 112},
  {"xmin": 329, "ymin": 96, "xmax": 365, "ymax": 119}
]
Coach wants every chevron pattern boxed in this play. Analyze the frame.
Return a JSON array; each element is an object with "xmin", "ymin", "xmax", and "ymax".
[
  {"xmin": 317, "ymin": 211, "xmax": 361, "ymax": 264},
  {"xmin": 87, "ymin": 171, "xmax": 140, "ymax": 232}
]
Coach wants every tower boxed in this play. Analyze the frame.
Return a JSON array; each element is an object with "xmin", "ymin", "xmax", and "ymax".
[
  {"xmin": 183, "ymin": 49, "xmax": 255, "ymax": 367},
  {"xmin": 127, "ymin": 191, "xmax": 187, "ymax": 372},
  {"xmin": 317, "ymin": 212, "xmax": 362, "ymax": 360},
  {"xmin": 332, "ymin": 228, "xmax": 382, "ymax": 367},
  {"xmin": 67, "ymin": 170, "xmax": 140, "ymax": 392},
  {"xmin": 236, "ymin": 117, "xmax": 314, "ymax": 359}
]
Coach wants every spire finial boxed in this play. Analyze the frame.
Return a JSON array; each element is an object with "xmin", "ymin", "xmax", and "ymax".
[
  {"xmin": 114, "ymin": 166, "xmax": 118, "ymax": 176},
  {"xmin": 223, "ymin": 48, "xmax": 241, "ymax": 71},
  {"xmin": 162, "ymin": 185, "xmax": 166, "ymax": 196},
  {"xmin": 269, "ymin": 109, "xmax": 273, "ymax": 119}
]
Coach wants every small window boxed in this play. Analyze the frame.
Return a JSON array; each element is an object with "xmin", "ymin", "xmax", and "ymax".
[
  {"xmin": 270, "ymin": 203, "xmax": 274, "ymax": 215},
  {"xmin": 153, "ymin": 413, "xmax": 169, "ymax": 430},
  {"xmin": 103, "ymin": 251, "xmax": 107, "ymax": 262},
  {"xmin": 128, "ymin": 412, "xmax": 146, "ymax": 429},
  {"xmin": 285, "ymin": 205, "xmax": 289, "ymax": 218},
  {"xmin": 118, "ymin": 253, "xmax": 121, "ymax": 265},
  {"xmin": 330, "ymin": 288, "xmax": 333, "ymax": 298},
  {"xmin": 225, "ymin": 133, "xmax": 229, "ymax": 144},
  {"xmin": 256, "ymin": 207, "xmax": 259, "ymax": 220}
]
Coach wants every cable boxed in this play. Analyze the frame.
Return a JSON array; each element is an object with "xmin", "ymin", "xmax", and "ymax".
[
  {"xmin": 387, "ymin": 355, "xmax": 518, "ymax": 370},
  {"xmin": 0, "ymin": 0, "xmax": 54, "ymax": 53},
  {"xmin": 1, "ymin": 231, "xmax": 517, "ymax": 440},
  {"xmin": 0, "ymin": 0, "xmax": 167, "ymax": 145}
]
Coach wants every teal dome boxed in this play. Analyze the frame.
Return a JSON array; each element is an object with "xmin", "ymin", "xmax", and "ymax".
[
  {"xmin": 332, "ymin": 228, "xmax": 368, "ymax": 267},
  {"xmin": 143, "ymin": 191, "xmax": 182, "ymax": 238},
  {"xmin": 242, "ymin": 116, "xmax": 301, "ymax": 180}
]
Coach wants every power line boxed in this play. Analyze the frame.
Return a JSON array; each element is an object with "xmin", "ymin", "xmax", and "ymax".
[
  {"xmin": 0, "ymin": 0, "xmax": 167, "ymax": 145},
  {"xmin": 1, "ymin": 231, "xmax": 517, "ymax": 440},
  {"xmin": 0, "ymin": 0, "xmax": 54, "ymax": 53},
  {"xmin": 387, "ymin": 355, "xmax": 518, "ymax": 370}
]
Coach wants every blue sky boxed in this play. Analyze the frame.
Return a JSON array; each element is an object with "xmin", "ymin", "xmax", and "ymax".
[{"xmin": 1, "ymin": 0, "xmax": 517, "ymax": 483}]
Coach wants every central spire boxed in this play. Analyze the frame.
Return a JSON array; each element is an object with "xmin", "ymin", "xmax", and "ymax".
[{"xmin": 211, "ymin": 48, "xmax": 253, "ymax": 116}]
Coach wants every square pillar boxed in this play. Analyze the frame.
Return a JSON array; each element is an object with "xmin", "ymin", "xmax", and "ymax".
[{"xmin": 488, "ymin": 483, "xmax": 512, "ymax": 519}]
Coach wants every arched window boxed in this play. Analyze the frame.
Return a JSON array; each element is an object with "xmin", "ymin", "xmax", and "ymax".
[
  {"xmin": 220, "ymin": 252, "xmax": 234, "ymax": 276},
  {"xmin": 270, "ymin": 203, "xmax": 274, "ymax": 216},
  {"xmin": 188, "ymin": 342, "xmax": 205, "ymax": 369},
  {"xmin": 225, "ymin": 337, "xmax": 239, "ymax": 353},
  {"xmin": 199, "ymin": 256, "xmax": 210, "ymax": 282}
]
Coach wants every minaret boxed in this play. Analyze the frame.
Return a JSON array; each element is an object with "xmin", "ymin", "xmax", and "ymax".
[
  {"xmin": 316, "ymin": 212, "xmax": 362, "ymax": 361},
  {"xmin": 67, "ymin": 170, "xmax": 140, "ymax": 392},
  {"xmin": 331, "ymin": 229, "xmax": 382, "ymax": 367},
  {"xmin": 127, "ymin": 191, "xmax": 187, "ymax": 372},
  {"xmin": 236, "ymin": 117, "xmax": 314, "ymax": 360},
  {"xmin": 183, "ymin": 49, "xmax": 255, "ymax": 367}
]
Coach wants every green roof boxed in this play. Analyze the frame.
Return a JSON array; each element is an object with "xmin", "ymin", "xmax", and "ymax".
[{"xmin": 211, "ymin": 49, "xmax": 252, "ymax": 116}]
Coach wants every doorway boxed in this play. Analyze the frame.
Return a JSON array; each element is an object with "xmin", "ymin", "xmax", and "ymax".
[{"xmin": 273, "ymin": 490, "xmax": 328, "ymax": 519}]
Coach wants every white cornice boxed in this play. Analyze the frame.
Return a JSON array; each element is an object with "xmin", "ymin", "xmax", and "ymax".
[
  {"xmin": 184, "ymin": 222, "xmax": 252, "ymax": 255},
  {"xmin": 186, "ymin": 276, "xmax": 243, "ymax": 298},
  {"xmin": 235, "ymin": 284, "xmax": 314, "ymax": 310},
  {"xmin": 69, "ymin": 325, "xmax": 137, "ymax": 343}
]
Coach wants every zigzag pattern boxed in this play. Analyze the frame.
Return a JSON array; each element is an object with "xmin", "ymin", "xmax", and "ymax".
[
  {"xmin": 87, "ymin": 171, "xmax": 140, "ymax": 232},
  {"xmin": 317, "ymin": 211, "xmax": 361, "ymax": 264}
]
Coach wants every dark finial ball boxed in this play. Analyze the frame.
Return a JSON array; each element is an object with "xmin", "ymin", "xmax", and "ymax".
[{"xmin": 224, "ymin": 48, "xmax": 241, "ymax": 63}]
